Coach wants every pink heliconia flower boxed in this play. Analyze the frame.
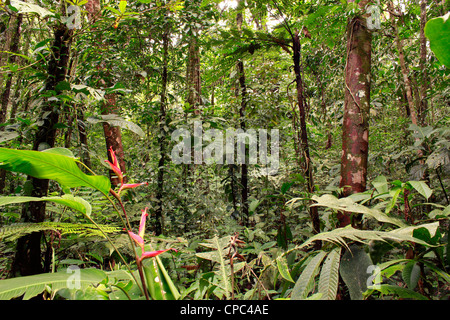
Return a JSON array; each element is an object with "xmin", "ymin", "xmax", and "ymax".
[
  {"xmin": 128, "ymin": 207, "xmax": 177, "ymax": 261},
  {"xmin": 141, "ymin": 248, "xmax": 178, "ymax": 260},
  {"xmin": 105, "ymin": 147, "xmax": 123, "ymax": 183},
  {"xmin": 118, "ymin": 182, "xmax": 149, "ymax": 194}
]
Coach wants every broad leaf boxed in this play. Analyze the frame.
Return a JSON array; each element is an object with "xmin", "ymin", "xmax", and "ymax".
[
  {"xmin": 407, "ymin": 181, "xmax": 433, "ymax": 200},
  {"xmin": 0, "ymin": 268, "xmax": 107, "ymax": 300},
  {"xmin": 318, "ymin": 247, "xmax": 341, "ymax": 300},
  {"xmin": 311, "ymin": 194, "xmax": 405, "ymax": 227},
  {"xmin": 0, "ymin": 148, "xmax": 111, "ymax": 194},
  {"xmin": 339, "ymin": 245, "xmax": 373, "ymax": 300},
  {"xmin": 276, "ymin": 255, "xmax": 294, "ymax": 283},
  {"xmin": 425, "ymin": 12, "xmax": 450, "ymax": 68},
  {"xmin": 0, "ymin": 195, "xmax": 92, "ymax": 216},
  {"xmin": 291, "ymin": 251, "xmax": 327, "ymax": 300}
]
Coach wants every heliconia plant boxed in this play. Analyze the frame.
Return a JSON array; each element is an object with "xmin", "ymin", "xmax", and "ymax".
[{"xmin": 0, "ymin": 146, "xmax": 179, "ymax": 300}]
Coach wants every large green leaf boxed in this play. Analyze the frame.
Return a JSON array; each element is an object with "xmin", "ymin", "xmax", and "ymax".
[
  {"xmin": 311, "ymin": 194, "xmax": 406, "ymax": 227},
  {"xmin": 339, "ymin": 245, "xmax": 373, "ymax": 300},
  {"xmin": 0, "ymin": 147, "xmax": 110, "ymax": 194},
  {"xmin": 291, "ymin": 251, "xmax": 327, "ymax": 300},
  {"xmin": 407, "ymin": 181, "xmax": 433, "ymax": 200},
  {"xmin": 0, "ymin": 268, "xmax": 107, "ymax": 300},
  {"xmin": 318, "ymin": 247, "xmax": 341, "ymax": 300},
  {"xmin": 425, "ymin": 12, "xmax": 450, "ymax": 68},
  {"xmin": 292, "ymin": 222, "xmax": 440, "ymax": 251},
  {"xmin": 0, "ymin": 195, "xmax": 92, "ymax": 216}
]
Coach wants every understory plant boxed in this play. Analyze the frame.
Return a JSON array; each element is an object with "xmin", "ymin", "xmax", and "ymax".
[{"xmin": 0, "ymin": 146, "xmax": 179, "ymax": 300}]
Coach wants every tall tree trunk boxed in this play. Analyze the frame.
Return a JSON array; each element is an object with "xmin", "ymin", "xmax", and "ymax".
[
  {"xmin": 292, "ymin": 30, "xmax": 320, "ymax": 235},
  {"xmin": 339, "ymin": 0, "xmax": 372, "ymax": 227},
  {"xmin": 389, "ymin": 2, "xmax": 419, "ymax": 127},
  {"xmin": 77, "ymin": 107, "xmax": 91, "ymax": 169},
  {"xmin": 236, "ymin": 4, "xmax": 249, "ymax": 226},
  {"xmin": 237, "ymin": 59, "xmax": 249, "ymax": 226},
  {"xmin": 0, "ymin": 13, "xmax": 22, "ymax": 194},
  {"xmin": 101, "ymin": 93, "xmax": 127, "ymax": 186},
  {"xmin": 11, "ymin": 14, "xmax": 73, "ymax": 276},
  {"xmin": 154, "ymin": 27, "xmax": 170, "ymax": 235},
  {"xmin": 186, "ymin": 37, "xmax": 201, "ymax": 114},
  {"xmin": 418, "ymin": 0, "xmax": 428, "ymax": 126}
]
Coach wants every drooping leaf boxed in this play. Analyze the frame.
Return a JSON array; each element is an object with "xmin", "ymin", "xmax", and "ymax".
[
  {"xmin": 0, "ymin": 194, "xmax": 91, "ymax": 217},
  {"xmin": 291, "ymin": 251, "xmax": 327, "ymax": 300},
  {"xmin": 339, "ymin": 245, "xmax": 373, "ymax": 300},
  {"xmin": 87, "ymin": 114, "xmax": 145, "ymax": 137},
  {"xmin": 407, "ymin": 181, "xmax": 433, "ymax": 200},
  {"xmin": 0, "ymin": 148, "xmax": 111, "ymax": 194},
  {"xmin": 276, "ymin": 255, "xmax": 295, "ymax": 283},
  {"xmin": 318, "ymin": 247, "xmax": 341, "ymax": 300},
  {"xmin": 370, "ymin": 284, "xmax": 429, "ymax": 300},
  {"xmin": 0, "ymin": 268, "xmax": 107, "ymax": 300},
  {"xmin": 9, "ymin": 0, "xmax": 54, "ymax": 18},
  {"xmin": 311, "ymin": 194, "xmax": 405, "ymax": 227}
]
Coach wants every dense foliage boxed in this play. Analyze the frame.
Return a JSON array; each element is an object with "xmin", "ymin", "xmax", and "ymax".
[{"xmin": 0, "ymin": 0, "xmax": 449, "ymax": 301}]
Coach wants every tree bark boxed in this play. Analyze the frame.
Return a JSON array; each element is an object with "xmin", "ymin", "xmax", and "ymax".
[
  {"xmin": 0, "ymin": 14, "xmax": 22, "ymax": 194},
  {"xmin": 154, "ymin": 26, "xmax": 170, "ymax": 235},
  {"xmin": 339, "ymin": 0, "xmax": 372, "ymax": 227},
  {"xmin": 11, "ymin": 16, "xmax": 73, "ymax": 276},
  {"xmin": 418, "ymin": 0, "xmax": 428, "ymax": 126},
  {"xmin": 292, "ymin": 30, "xmax": 320, "ymax": 235}
]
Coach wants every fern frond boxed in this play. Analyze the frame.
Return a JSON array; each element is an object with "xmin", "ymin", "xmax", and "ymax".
[
  {"xmin": 0, "ymin": 222, "xmax": 120, "ymax": 242},
  {"xmin": 318, "ymin": 247, "xmax": 341, "ymax": 300}
]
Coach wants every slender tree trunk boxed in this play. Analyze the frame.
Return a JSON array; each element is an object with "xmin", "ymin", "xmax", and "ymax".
[
  {"xmin": 101, "ymin": 93, "xmax": 127, "ymax": 186},
  {"xmin": 292, "ymin": 30, "xmax": 320, "ymax": 235},
  {"xmin": 186, "ymin": 37, "xmax": 201, "ymax": 114},
  {"xmin": 0, "ymin": 14, "xmax": 22, "ymax": 194},
  {"xmin": 11, "ymin": 15, "xmax": 73, "ymax": 276},
  {"xmin": 339, "ymin": 0, "xmax": 372, "ymax": 227},
  {"xmin": 418, "ymin": 0, "xmax": 428, "ymax": 126},
  {"xmin": 155, "ymin": 27, "xmax": 170, "ymax": 235},
  {"xmin": 236, "ymin": 5, "xmax": 249, "ymax": 226},
  {"xmin": 237, "ymin": 59, "xmax": 249, "ymax": 226},
  {"xmin": 77, "ymin": 107, "xmax": 91, "ymax": 169},
  {"xmin": 389, "ymin": 2, "xmax": 419, "ymax": 127}
]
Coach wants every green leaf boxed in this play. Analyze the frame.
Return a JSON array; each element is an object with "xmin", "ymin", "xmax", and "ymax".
[
  {"xmin": 87, "ymin": 114, "xmax": 145, "ymax": 137},
  {"xmin": 402, "ymin": 261, "xmax": 420, "ymax": 290},
  {"xmin": 119, "ymin": 0, "xmax": 127, "ymax": 13},
  {"xmin": 311, "ymin": 194, "xmax": 405, "ymax": 227},
  {"xmin": 339, "ymin": 245, "xmax": 373, "ymax": 300},
  {"xmin": 292, "ymin": 222, "xmax": 440, "ymax": 251},
  {"xmin": 291, "ymin": 251, "xmax": 327, "ymax": 300},
  {"xmin": 370, "ymin": 284, "xmax": 428, "ymax": 300},
  {"xmin": 407, "ymin": 181, "xmax": 433, "ymax": 200},
  {"xmin": 0, "ymin": 147, "xmax": 111, "ymax": 194},
  {"xmin": 0, "ymin": 194, "xmax": 91, "ymax": 216},
  {"xmin": 425, "ymin": 12, "xmax": 450, "ymax": 68},
  {"xmin": 318, "ymin": 247, "xmax": 341, "ymax": 300},
  {"xmin": 9, "ymin": 0, "xmax": 54, "ymax": 18},
  {"xmin": 276, "ymin": 255, "xmax": 295, "ymax": 283},
  {"xmin": 0, "ymin": 268, "xmax": 107, "ymax": 300}
]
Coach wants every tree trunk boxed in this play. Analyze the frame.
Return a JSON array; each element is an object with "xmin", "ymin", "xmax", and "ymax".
[
  {"xmin": 154, "ymin": 27, "xmax": 170, "ymax": 235},
  {"xmin": 389, "ymin": 2, "xmax": 419, "ymax": 127},
  {"xmin": 101, "ymin": 93, "xmax": 127, "ymax": 186},
  {"xmin": 11, "ymin": 16, "xmax": 73, "ymax": 276},
  {"xmin": 0, "ymin": 14, "xmax": 22, "ymax": 194},
  {"xmin": 236, "ymin": 5, "xmax": 249, "ymax": 227},
  {"xmin": 186, "ymin": 37, "xmax": 201, "ymax": 114},
  {"xmin": 292, "ymin": 30, "xmax": 320, "ymax": 235},
  {"xmin": 339, "ymin": 0, "xmax": 372, "ymax": 227},
  {"xmin": 418, "ymin": 0, "xmax": 428, "ymax": 126}
]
